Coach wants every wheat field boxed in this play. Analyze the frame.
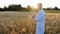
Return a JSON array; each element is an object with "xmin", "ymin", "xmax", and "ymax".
[{"xmin": 0, "ymin": 11, "xmax": 60, "ymax": 34}]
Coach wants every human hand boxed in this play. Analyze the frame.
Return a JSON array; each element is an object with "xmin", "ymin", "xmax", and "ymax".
[{"xmin": 32, "ymin": 15, "xmax": 36, "ymax": 18}]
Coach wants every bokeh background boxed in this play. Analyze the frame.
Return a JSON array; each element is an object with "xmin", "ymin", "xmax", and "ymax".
[{"xmin": 0, "ymin": 0, "xmax": 60, "ymax": 34}]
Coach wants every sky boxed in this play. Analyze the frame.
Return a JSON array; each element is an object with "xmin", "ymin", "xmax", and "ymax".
[{"xmin": 0, "ymin": 0, "xmax": 60, "ymax": 8}]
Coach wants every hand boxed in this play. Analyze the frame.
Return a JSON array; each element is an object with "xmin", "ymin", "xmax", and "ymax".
[
  {"xmin": 32, "ymin": 15, "xmax": 34, "ymax": 18},
  {"xmin": 32, "ymin": 15, "xmax": 35, "ymax": 18}
]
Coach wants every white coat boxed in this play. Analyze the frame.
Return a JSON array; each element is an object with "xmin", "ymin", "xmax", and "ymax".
[{"xmin": 34, "ymin": 9, "xmax": 45, "ymax": 34}]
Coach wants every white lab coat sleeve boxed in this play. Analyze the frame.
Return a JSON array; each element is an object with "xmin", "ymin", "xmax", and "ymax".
[{"xmin": 34, "ymin": 10, "xmax": 45, "ymax": 22}]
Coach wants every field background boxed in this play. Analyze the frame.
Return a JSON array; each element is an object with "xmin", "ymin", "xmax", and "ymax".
[{"xmin": 0, "ymin": 10, "xmax": 60, "ymax": 34}]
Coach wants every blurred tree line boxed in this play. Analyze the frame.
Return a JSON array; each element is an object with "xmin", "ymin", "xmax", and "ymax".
[
  {"xmin": 43, "ymin": 6, "xmax": 60, "ymax": 10},
  {"xmin": 0, "ymin": 4, "xmax": 27, "ymax": 11},
  {"xmin": 0, "ymin": 4, "xmax": 60, "ymax": 11}
]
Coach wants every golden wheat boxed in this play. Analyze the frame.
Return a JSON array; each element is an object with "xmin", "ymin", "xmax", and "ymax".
[{"xmin": 0, "ymin": 12, "xmax": 60, "ymax": 34}]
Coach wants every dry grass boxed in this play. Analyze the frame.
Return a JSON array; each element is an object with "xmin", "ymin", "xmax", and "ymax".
[
  {"xmin": 0, "ymin": 12, "xmax": 60, "ymax": 34},
  {"xmin": 45, "ymin": 13, "xmax": 60, "ymax": 34}
]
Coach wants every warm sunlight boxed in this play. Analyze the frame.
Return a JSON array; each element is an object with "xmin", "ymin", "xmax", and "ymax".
[{"xmin": 0, "ymin": 0, "xmax": 60, "ymax": 8}]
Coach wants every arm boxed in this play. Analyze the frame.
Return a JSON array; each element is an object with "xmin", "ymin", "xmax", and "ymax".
[{"xmin": 34, "ymin": 10, "xmax": 45, "ymax": 22}]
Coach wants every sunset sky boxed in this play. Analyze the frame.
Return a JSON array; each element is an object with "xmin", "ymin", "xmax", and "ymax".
[{"xmin": 0, "ymin": 0, "xmax": 60, "ymax": 8}]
